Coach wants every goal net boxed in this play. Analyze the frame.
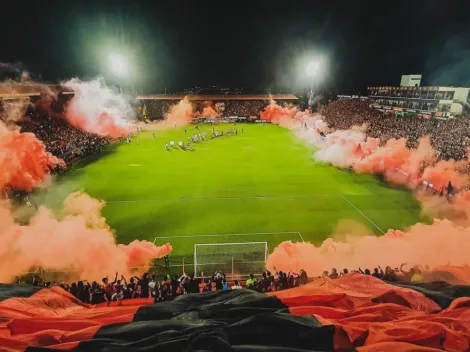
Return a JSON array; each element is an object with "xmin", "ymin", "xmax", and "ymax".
[{"xmin": 194, "ymin": 242, "xmax": 268, "ymax": 280}]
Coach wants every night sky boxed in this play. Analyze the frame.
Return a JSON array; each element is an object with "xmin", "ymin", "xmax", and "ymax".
[{"xmin": 0, "ymin": 0, "xmax": 469, "ymax": 93}]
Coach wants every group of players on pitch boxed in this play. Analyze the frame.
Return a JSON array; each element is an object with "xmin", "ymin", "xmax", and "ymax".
[{"xmin": 164, "ymin": 125, "xmax": 241, "ymax": 152}]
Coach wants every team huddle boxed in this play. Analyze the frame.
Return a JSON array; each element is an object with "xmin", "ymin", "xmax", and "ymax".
[{"xmin": 164, "ymin": 125, "xmax": 241, "ymax": 152}]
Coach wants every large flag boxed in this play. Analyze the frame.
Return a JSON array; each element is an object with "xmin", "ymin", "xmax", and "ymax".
[{"xmin": 1, "ymin": 273, "xmax": 470, "ymax": 351}]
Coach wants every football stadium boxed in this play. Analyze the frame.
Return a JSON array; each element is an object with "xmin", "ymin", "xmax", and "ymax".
[
  {"xmin": 35, "ymin": 95, "xmax": 425, "ymax": 272},
  {"xmin": 2, "ymin": 2, "xmax": 470, "ymax": 351}
]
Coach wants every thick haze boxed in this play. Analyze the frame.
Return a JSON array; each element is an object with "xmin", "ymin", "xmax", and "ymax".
[{"xmin": 0, "ymin": 0, "xmax": 469, "ymax": 92}]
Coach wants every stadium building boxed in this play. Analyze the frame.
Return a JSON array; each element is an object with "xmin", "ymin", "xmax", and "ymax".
[
  {"xmin": 367, "ymin": 74, "xmax": 470, "ymax": 120},
  {"xmin": 135, "ymin": 94, "xmax": 298, "ymax": 121}
]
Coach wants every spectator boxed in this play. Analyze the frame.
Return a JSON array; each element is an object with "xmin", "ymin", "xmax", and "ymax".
[
  {"xmin": 70, "ymin": 282, "xmax": 78, "ymax": 298},
  {"xmin": 77, "ymin": 281, "xmax": 89, "ymax": 303},
  {"xmin": 372, "ymin": 267, "xmax": 384, "ymax": 279},
  {"xmin": 232, "ymin": 280, "xmax": 242, "ymax": 290},
  {"xmin": 329, "ymin": 268, "xmax": 339, "ymax": 279},
  {"xmin": 170, "ymin": 274, "xmax": 180, "ymax": 296},
  {"xmin": 382, "ymin": 266, "xmax": 398, "ymax": 282},
  {"xmin": 299, "ymin": 269, "xmax": 308, "ymax": 285},
  {"xmin": 137, "ymin": 273, "xmax": 150, "ymax": 298},
  {"xmin": 246, "ymin": 274, "xmax": 256, "ymax": 289}
]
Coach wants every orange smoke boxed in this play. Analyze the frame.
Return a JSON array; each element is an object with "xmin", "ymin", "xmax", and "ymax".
[
  {"xmin": 0, "ymin": 121, "xmax": 65, "ymax": 192},
  {"xmin": 260, "ymin": 100, "xmax": 297, "ymax": 123},
  {"xmin": 0, "ymin": 192, "xmax": 172, "ymax": 282},
  {"xmin": 164, "ymin": 97, "xmax": 194, "ymax": 127},
  {"xmin": 263, "ymin": 102, "xmax": 469, "ymax": 193},
  {"xmin": 200, "ymin": 105, "xmax": 218, "ymax": 118},
  {"xmin": 62, "ymin": 78, "xmax": 131, "ymax": 138},
  {"xmin": 262, "ymin": 102, "xmax": 470, "ymax": 281},
  {"xmin": 267, "ymin": 219, "xmax": 470, "ymax": 281}
]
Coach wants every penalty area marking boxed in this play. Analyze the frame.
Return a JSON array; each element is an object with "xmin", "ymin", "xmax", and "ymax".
[
  {"xmin": 340, "ymin": 195, "xmax": 385, "ymax": 234},
  {"xmin": 153, "ymin": 231, "xmax": 304, "ymax": 244}
]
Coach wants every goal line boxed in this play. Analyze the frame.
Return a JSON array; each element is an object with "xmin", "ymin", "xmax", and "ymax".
[
  {"xmin": 194, "ymin": 241, "xmax": 268, "ymax": 279},
  {"xmin": 153, "ymin": 231, "xmax": 304, "ymax": 243}
]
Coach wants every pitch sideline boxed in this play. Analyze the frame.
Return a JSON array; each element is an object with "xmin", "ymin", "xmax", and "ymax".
[{"xmin": 153, "ymin": 231, "xmax": 304, "ymax": 243}]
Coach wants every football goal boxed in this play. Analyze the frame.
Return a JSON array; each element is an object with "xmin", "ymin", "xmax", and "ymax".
[{"xmin": 194, "ymin": 242, "xmax": 268, "ymax": 280}]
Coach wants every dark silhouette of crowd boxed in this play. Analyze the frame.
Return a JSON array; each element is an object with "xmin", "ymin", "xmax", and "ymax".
[
  {"xmin": 20, "ymin": 268, "xmax": 309, "ymax": 304},
  {"xmin": 319, "ymin": 263, "xmax": 426, "ymax": 283},
  {"xmin": 18, "ymin": 262, "xmax": 431, "ymax": 305},
  {"xmin": 321, "ymin": 99, "xmax": 470, "ymax": 161}
]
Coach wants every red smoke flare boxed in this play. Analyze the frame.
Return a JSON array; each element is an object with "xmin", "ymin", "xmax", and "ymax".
[
  {"xmin": 0, "ymin": 192, "xmax": 172, "ymax": 282},
  {"xmin": 264, "ymin": 101, "xmax": 469, "ymax": 192},
  {"xmin": 267, "ymin": 219, "xmax": 470, "ymax": 283},
  {"xmin": 62, "ymin": 78, "xmax": 132, "ymax": 138},
  {"xmin": 260, "ymin": 100, "xmax": 297, "ymax": 123},
  {"xmin": 200, "ymin": 105, "xmax": 218, "ymax": 118},
  {"xmin": 262, "ymin": 101, "xmax": 470, "ymax": 280},
  {"xmin": 164, "ymin": 97, "xmax": 194, "ymax": 126},
  {"xmin": 0, "ymin": 122, "xmax": 65, "ymax": 192}
]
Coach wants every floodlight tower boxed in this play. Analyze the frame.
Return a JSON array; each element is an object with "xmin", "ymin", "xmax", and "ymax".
[
  {"xmin": 306, "ymin": 59, "xmax": 320, "ymax": 106},
  {"xmin": 108, "ymin": 53, "xmax": 127, "ymax": 93}
]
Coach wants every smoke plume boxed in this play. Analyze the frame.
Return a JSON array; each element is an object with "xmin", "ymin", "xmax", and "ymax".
[
  {"xmin": 62, "ymin": 78, "xmax": 132, "ymax": 138},
  {"xmin": 267, "ymin": 219, "xmax": 470, "ymax": 280},
  {"xmin": 0, "ymin": 192, "xmax": 172, "ymax": 282},
  {"xmin": 262, "ymin": 101, "xmax": 470, "ymax": 280},
  {"xmin": 261, "ymin": 102, "xmax": 470, "ymax": 192},
  {"xmin": 164, "ymin": 97, "xmax": 194, "ymax": 126},
  {"xmin": 0, "ymin": 121, "xmax": 65, "ymax": 192},
  {"xmin": 141, "ymin": 97, "xmax": 194, "ymax": 131}
]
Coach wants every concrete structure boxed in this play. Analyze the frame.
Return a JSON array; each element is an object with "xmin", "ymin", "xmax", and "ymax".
[
  {"xmin": 367, "ymin": 85, "xmax": 470, "ymax": 119},
  {"xmin": 400, "ymin": 74, "xmax": 422, "ymax": 87}
]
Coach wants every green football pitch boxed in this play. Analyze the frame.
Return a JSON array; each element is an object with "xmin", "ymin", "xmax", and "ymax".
[{"xmin": 32, "ymin": 124, "xmax": 426, "ymax": 270}]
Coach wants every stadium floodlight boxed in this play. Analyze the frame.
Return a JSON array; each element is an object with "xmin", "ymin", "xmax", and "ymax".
[
  {"xmin": 306, "ymin": 59, "xmax": 321, "ymax": 78},
  {"xmin": 108, "ymin": 53, "xmax": 128, "ymax": 77},
  {"xmin": 305, "ymin": 57, "xmax": 325, "ymax": 106}
]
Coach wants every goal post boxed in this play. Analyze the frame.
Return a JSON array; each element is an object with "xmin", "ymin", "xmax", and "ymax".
[{"xmin": 194, "ymin": 242, "xmax": 268, "ymax": 280}]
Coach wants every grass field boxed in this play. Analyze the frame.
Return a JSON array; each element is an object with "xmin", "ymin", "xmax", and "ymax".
[{"xmin": 31, "ymin": 124, "xmax": 427, "ymax": 272}]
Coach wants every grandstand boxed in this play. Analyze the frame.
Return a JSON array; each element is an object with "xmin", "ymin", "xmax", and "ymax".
[
  {"xmin": 0, "ymin": 83, "xmax": 74, "ymax": 100},
  {"xmin": 367, "ymin": 75, "xmax": 470, "ymax": 119},
  {"xmin": 135, "ymin": 94, "xmax": 298, "ymax": 101},
  {"xmin": 136, "ymin": 94, "xmax": 298, "ymax": 120}
]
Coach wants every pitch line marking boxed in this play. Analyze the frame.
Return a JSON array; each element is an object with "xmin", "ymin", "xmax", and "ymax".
[
  {"xmin": 181, "ymin": 188, "xmax": 270, "ymax": 200},
  {"xmin": 107, "ymin": 194, "xmax": 341, "ymax": 204},
  {"xmin": 340, "ymin": 195, "xmax": 385, "ymax": 234},
  {"xmin": 153, "ymin": 231, "xmax": 304, "ymax": 243}
]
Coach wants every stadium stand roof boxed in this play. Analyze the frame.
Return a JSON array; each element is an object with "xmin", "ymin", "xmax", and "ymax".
[
  {"xmin": 0, "ymin": 83, "xmax": 74, "ymax": 99},
  {"xmin": 135, "ymin": 94, "xmax": 298, "ymax": 101}
]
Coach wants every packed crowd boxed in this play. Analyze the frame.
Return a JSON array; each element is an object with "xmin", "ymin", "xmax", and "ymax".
[
  {"xmin": 18, "ymin": 106, "xmax": 109, "ymax": 163},
  {"xmin": 321, "ymin": 99, "xmax": 470, "ymax": 161},
  {"xmin": 222, "ymin": 100, "xmax": 267, "ymax": 117},
  {"xmin": 142, "ymin": 99, "xmax": 288, "ymax": 120},
  {"xmin": 21, "ymin": 268, "xmax": 308, "ymax": 304},
  {"xmin": 20, "ymin": 262, "xmax": 430, "ymax": 304},
  {"xmin": 318, "ymin": 263, "xmax": 427, "ymax": 283}
]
